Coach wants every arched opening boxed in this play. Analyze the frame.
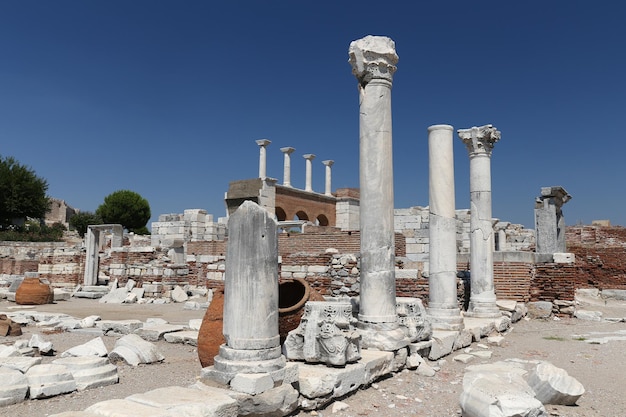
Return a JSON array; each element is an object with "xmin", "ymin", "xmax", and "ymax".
[
  {"xmin": 294, "ymin": 211, "xmax": 309, "ymax": 221},
  {"xmin": 316, "ymin": 214, "xmax": 329, "ymax": 226},
  {"xmin": 275, "ymin": 207, "xmax": 287, "ymax": 221}
]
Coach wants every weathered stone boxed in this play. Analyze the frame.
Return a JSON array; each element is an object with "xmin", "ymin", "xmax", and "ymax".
[
  {"xmin": 0, "ymin": 367, "xmax": 28, "ymax": 406},
  {"xmin": 85, "ymin": 398, "xmax": 171, "ymax": 416},
  {"xmin": 126, "ymin": 385, "xmax": 238, "ymax": 417},
  {"xmin": 97, "ymin": 319, "xmax": 143, "ymax": 335},
  {"xmin": 574, "ymin": 310, "xmax": 602, "ymax": 321},
  {"xmin": 298, "ymin": 361, "xmax": 365, "ymax": 401},
  {"xmin": 109, "ymin": 334, "xmax": 164, "ymax": 366},
  {"xmin": 170, "ymin": 286, "xmax": 188, "ymax": 303},
  {"xmin": 230, "ymin": 372, "xmax": 274, "ymax": 395},
  {"xmin": 61, "ymin": 337, "xmax": 108, "ymax": 357},
  {"xmin": 526, "ymin": 301, "xmax": 553, "ymax": 319},
  {"xmin": 283, "ymin": 301, "xmax": 360, "ymax": 366},
  {"xmin": 135, "ymin": 323, "xmax": 185, "ymax": 342},
  {"xmin": 527, "ymin": 361, "xmax": 584, "ymax": 405},
  {"xmin": 0, "ymin": 356, "xmax": 42, "ymax": 373},
  {"xmin": 98, "ymin": 287, "xmax": 130, "ymax": 304},
  {"xmin": 28, "ymin": 333, "xmax": 54, "ymax": 355},
  {"xmin": 428, "ymin": 330, "xmax": 457, "ymax": 360},
  {"xmin": 53, "ymin": 356, "xmax": 119, "ymax": 390},
  {"xmin": 26, "ymin": 364, "xmax": 77, "ymax": 399},
  {"xmin": 163, "ymin": 330, "xmax": 198, "ymax": 346}
]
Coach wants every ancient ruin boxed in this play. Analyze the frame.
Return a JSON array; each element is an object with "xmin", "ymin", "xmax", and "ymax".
[{"xmin": 3, "ymin": 33, "xmax": 625, "ymax": 417}]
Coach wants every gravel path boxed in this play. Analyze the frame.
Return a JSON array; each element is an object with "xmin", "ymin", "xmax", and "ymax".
[{"xmin": 1, "ymin": 296, "xmax": 625, "ymax": 417}]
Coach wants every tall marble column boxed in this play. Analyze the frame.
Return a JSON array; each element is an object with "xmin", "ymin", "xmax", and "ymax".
[
  {"xmin": 256, "ymin": 139, "xmax": 271, "ymax": 179},
  {"xmin": 280, "ymin": 147, "xmax": 295, "ymax": 187},
  {"xmin": 458, "ymin": 124, "xmax": 502, "ymax": 318},
  {"xmin": 427, "ymin": 124, "xmax": 463, "ymax": 330},
  {"xmin": 349, "ymin": 35, "xmax": 408, "ymax": 350},
  {"xmin": 303, "ymin": 154, "xmax": 315, "ymax": 192},
  {"xmin": 322, "ymin": 160, "xmax": 334, "ymax": 196}
]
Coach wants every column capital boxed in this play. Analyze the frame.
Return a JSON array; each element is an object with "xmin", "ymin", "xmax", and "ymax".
[
  {"xmin": 349, "ymin": 35, "xmax": 398, "ymax": 85},
  {"xmin": 303, "ymin": 154, "xmax": 316, "ymax": 161},
  {"xmin": 322, "ymin": 160, "xmax": 334, "ymax": 167},
  {"xmin": 280, "ymin": 146, "xmax": 295, "ymax": 155},
  {"xmin": 458, "ymin": 124, "xmax": 500, "ymax": 157},
  {"xmin": 256, "ymin": 139, "xmax": 271, "ymax": 147},
  {"xmin": 536, "ymin": 186, "xmax": 572, "ymax": 208}
]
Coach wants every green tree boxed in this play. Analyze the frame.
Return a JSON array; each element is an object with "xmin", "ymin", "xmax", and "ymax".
[
  {"xmin": 68, "ymin": 211, "xmax": 103, "ymax": 237},
  {"xmin": 96, "ymin": 190, "xmax": 151, "ymax": 233},
  {"xmin": 0, "ymin": 156, "xmax": 50, "ymax": 228}
]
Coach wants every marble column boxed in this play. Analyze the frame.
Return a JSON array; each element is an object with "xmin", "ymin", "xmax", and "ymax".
[
  {"xmin": 349, "ymin": 35, "xmax": 408, "ymax": 350},
  {"xmin": 458, "ymin": 124, "xmax": 502, "ymax": 318},
  {"xmin": 535, "ymin": 186, "xmax": 572, "ymax": 254},
  {"xmin": 256, "ymin": 139, "xmax": 271, "ymax": 179},
  {"xmin": 303, "ymin": 154, "xmax": 315, "ymax": 192},
  {"xmin": 208, "ymin": 200, "xmax": 285, "ymax": 387},
  {"xmin": 280, "ymin": 147, "xmax": 295, "ymax": 187},
  {"xmin": 322, "ymin": 160, "xmax": 334, "ymax": 196},
  {"xmin": 427, "ymin": 124, "xmax": 464, "ymax": 330}
]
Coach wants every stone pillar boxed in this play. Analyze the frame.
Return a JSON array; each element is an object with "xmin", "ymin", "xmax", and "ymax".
[
  {"xmin": 303, "ymin": 154, "xmax": 315, "ymax": 192},
  {"xmin": 458, "ymin": 124, "xmax": 502, "ymax": 318},
  {"xmin": 535, "ymin": 186, "xmax": 572, "ymax": 254},
  {"xmin": 280, "ymin": 147, "xmax": 295, "ymax": 187},
  {"xmin": 427, "ymin": 124, "xmax": 463, "ymax": 330},
  {"xmin": 322, "ymin": 160, "xmax": 334, "ymax": 196},
  {"xmin": 84, "ymin": 226, "xmax": 99, "ymax": 286},
  {"xmin": 256, "ymin": 139, "xmax": 271, "ymax": 179},
  {"xmin": 207, "ymin": 200, "xmax": 286, "ymax": 389},
  {"xmin": 349, "ymin": 35, "xmax": 408, "ymax": 350}
]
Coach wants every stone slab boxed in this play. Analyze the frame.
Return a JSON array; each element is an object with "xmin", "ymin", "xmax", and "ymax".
[
  {"xmin": 126, "ymin": 386, "xmax": 238, "ymax": 416},
  {"xmin": 428, "ymin": 330, "xmax": 457, "ymax": 360},
  {"xmin": 163, "ymin": 330, "xmax": 198, "ymax": 346},
  {"xmin": 134, "ymin": 324, "xmax": 185, "ymax": 342},
  {"xmin": 85, "ymin": 399, "xmax": 173, "ymax": 417}
]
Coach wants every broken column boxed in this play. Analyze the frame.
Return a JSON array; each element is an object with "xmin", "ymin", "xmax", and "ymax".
[
  {"xmin": 349, "ymin": 35, "xmax": 408, "ymax": 350},
  {"xmin": 84, "ymin": 224, "xmax": 123, "ymax": 286},
  {"xmin": 280, "ymin": 147, "xmax": 295, "ymax": 187},
  {"xmin": 256, "ymin": 139, "xmax": 271, "ymax": 179},
  {"xmin": 303, "ymin": 154, "xmax": 315, "ymax": 192},
  {"xmin": 322, "ymin": 160, "xmax": 334, "ymax": 196},
  {"xmin": 205, "ymin": 200, "xmax": 286, "ymax": 390},
  {"xmin": 535, "ymin": 186, "xmax": 572, "ymax": 254},
  {"xmin": 458, "ymin": 124, "xmax": 502, "ymax": 318},
  {"xmin": 427, "ymin": 124, "xmax": 463, "ymax": 330}
]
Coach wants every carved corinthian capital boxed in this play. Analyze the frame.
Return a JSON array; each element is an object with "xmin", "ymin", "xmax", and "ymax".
[
  {"xmin": 349, "ymin": 35, "xmax": 398, "ymax": 85},
  {"xmin": 458, "ymin": 124, "xmax": 501, "ymax": 156}
]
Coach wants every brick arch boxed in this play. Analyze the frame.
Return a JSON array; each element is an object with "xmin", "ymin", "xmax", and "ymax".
[
  {"xmin": 275, "ymin": 207, "xmax": 287, "ymax": 221},
  {"xmin": 315, "ymin": 214, "xmax": 329, "ymax": 226},
  {"xmin": 294, "ymin": 210, "xmax": 310, "ymax": 221}
]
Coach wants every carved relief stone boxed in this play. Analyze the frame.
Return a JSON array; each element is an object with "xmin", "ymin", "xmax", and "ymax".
[
  {"xmin": 283, "ymin": 301, "xmax": 361, "ymax": 367},
  {"xmin": 396, "ymin": 297, "xmax": 432, "ymax": 342}
]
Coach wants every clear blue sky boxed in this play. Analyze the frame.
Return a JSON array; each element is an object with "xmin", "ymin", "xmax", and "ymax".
[{"xmin": 1, "ymin": 1, "xmax": 625, "ymax": 229}]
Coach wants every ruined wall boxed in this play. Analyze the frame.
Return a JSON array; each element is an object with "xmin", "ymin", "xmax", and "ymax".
[{"xmin": 0, "ymin": 242, "xmax": 68, "ymax": 277}]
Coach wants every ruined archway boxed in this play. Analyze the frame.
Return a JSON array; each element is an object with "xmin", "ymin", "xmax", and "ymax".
[
  {"xmin": 275, "ymin": 207, "xmax": 287, "ymax": 221},
  {"xmin": 294, "ymin": 211, "xmax": 309, "ymax": 221},
  {"xmin": 316, "ymin": 214, "xmax": 329, "ymax": 226}
]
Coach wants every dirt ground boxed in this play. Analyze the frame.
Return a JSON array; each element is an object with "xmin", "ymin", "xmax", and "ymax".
[{"xmin": 1, "ymin": 296, "xmax": 625, "ymax": 417}]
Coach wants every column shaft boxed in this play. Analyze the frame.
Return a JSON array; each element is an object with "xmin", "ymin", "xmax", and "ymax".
[
  {"xmin": 280, "ymin": 147, "xmax": 295, "ymax": 187},
  {"xmin": 427, "ymin": 124, "xmax": 463, "ymax": 330},
  {"xmin": 303, "ymin": 154, "xmax": 315, "ymax": 192}
]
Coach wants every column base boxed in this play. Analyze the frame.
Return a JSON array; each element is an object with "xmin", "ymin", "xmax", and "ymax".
[
  {"xmin": 427, "ymin": 307, "xmax": 464, "ymax": 331},
  {"xmin": 208, "ymin": 344, "xmax": 286, "ymax": 385},
  {"xmin": 465, "ymin": 300, "xmax": 502, "ymax": 318},
  {"xmin": 356, "ymin": 321, "xmax": 409, "ymax": 351}
]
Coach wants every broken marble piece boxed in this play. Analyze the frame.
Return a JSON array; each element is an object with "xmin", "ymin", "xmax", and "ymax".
[
  {"xmin": 527, "ymin": 361, "xmax": 584, "ymax": 405},
  {"xmin": 108, "ymin": 334, "xmax": 164, "ymax": 366},
  {"xmin": 396, "ymin": 297, "xmax": 433, "ymax": 342},
  {"xmin": 283, "ymin": 300, "xmax": 361, "ymax": 366}
]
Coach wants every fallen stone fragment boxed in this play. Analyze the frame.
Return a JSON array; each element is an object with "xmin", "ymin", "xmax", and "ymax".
[
  {"xmin": 126, "ymin": 385, "xmax": 238, "ymax": 416},
  {"xmin": 98, "ymin": 287, "xmax": 129, "ymax": 304},
  {"xmin": 0, "ymin": 356, "xmax": 42, "ymax": 373},
  {"xmin": 109, "ymin": 334, "xmax": 164, "ymax": 366},
  {"xmin": 332, "ymin": 400, "xmax": 350, "ymax": 413},
  {"xmin": 29, "ymin": 333, "xmax": 54, "ymax": 355},
  {"xmin": 526, "ymin": 301, "xmax": 552, "ymax": 319},
  {"xmin": 79, "ymin": 315, "xmax": 101, "ymax": 328},
  {"xmin": 460, "ymin": 367, "xmax": 547, "ymax": 417},
  {"xmin": 527, "ymin": 361, "xmax": 584, "ymax": 405},
  {"xmin": 53, "ymin": 356, "xmax": 119, "ymax": 390},
  {"xmin": 171, "ymin": 286, "xmax": 188, "ymax": 303},
  {"xmin": 97, "ymin": 319, "xmax": 143, "ymax": 335},
  {"xmin": 163, "ymin": 330, "xmax": 198, "ymax": 346},
  {"xmin": 574, "ymin": 310, "xmax": 602, "ymax": 321},
  {"xmin": 222, "ymin": 382, "xmax": 299, "ymax": 417},
  {"xmin": 86, "ymin": 398, "xmax": 172, "ymax": 416},
  {"xmin": 26, "ymin": 363, "xmax": 77, "ymax": 399},
  {"xmin": 469, "ymin": 350, "xmax": 493, "ymax": 359},
  {"xmin": 135, "ymin": 323, "xmax": 185, "ymax": 342},
  {"xmin": 0, "ymin": 367, "xmax": 29, "ymax": 406},
  {"xmin": 454, "ymin": 354, "xmax": 475, "ymax": 364},
  {"xmin": 61, "ymin": 337, "xmax": 109, "ymax": 358}
]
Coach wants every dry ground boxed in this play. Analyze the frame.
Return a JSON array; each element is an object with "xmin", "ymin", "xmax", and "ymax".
[{"xmin": 1, "ymin": 296, "xmax": 625, "ymax": 417}]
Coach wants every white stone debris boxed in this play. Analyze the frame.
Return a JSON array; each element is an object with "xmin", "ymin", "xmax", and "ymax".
[
  {"xmin": 527, "ymin": 361, "xmax": 585, "ymax": 405},
  {"xmin": 108, "ymin": 334, "xmax": 164, "ymax": 366},
  {"xmin": 52, "ymin": 356, "xmax": 119, "ymax": 391},
  {"xmin": 25, "ymin": 364, "xmax": 77, "ymax": 399},
  {"xmin": 0, "ymin": 367, "xmax": 28, "ymax": 406},
  {"xmin": 61, "ymin": 337, "xmax": 108, "ymax": 358}
]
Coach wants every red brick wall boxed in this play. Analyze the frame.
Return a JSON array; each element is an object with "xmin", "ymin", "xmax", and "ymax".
[
  {"xmin": 275, "ymin": 186, "xmax": 336, "ymax": 225},
  {"xmin": 532, "ymin": 263, "xmax": 577, "ymax": 301}
]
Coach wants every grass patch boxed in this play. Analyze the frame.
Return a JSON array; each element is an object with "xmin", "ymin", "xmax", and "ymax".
[{"xmin": 542, "ymin": 336, "xmax": 567, "ymax": 341}]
